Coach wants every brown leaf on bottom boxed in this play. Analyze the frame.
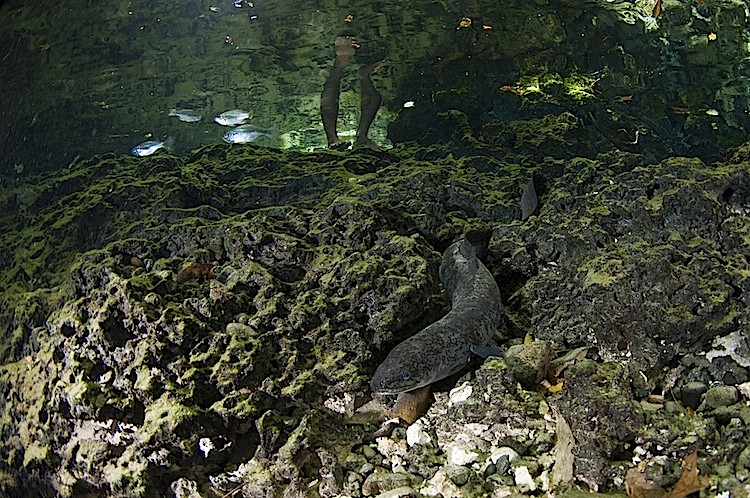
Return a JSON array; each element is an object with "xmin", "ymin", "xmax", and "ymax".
[
  {"xmin": 625, "ymin": 463, "xmax": 666, "ymax": 498},
  {"xmin": 663, "ymin": 450, "xmax": 709, "ymax": 498},
  {"xmin": 625, "ymin": 450, "xmax": 710, "ymax": 498}
]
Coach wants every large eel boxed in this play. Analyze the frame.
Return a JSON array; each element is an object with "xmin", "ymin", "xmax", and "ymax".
[{"xmin": 370, "ymin": 236, "xmax": 503, "ymax": 395}]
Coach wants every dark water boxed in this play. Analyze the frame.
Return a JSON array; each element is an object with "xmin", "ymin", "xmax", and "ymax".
[{"xmin": 1, "ymin": 0, "xmax": 749, "ymax": 175}]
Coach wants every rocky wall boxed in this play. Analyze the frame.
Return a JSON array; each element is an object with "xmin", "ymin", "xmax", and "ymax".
[{"xmin": 1, "ymin": 112, "xmax": 750, "ymax": 497}]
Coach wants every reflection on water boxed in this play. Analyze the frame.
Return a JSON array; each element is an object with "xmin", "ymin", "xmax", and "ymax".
[{"xmin": 1, "ymin": 0, "xmax": 750, "ymax": 173}]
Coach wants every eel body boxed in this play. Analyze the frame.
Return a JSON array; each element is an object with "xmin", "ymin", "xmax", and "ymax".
[{"xmin": 370, "ymin": 236, "xmax": 503, "ymax": 395}]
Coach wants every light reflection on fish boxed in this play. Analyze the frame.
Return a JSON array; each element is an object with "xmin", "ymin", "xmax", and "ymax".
[
  {"xmin": 167, "ymin": 108, "xmax": 202, "ymax": 122},
  {"xmin": 222, "ymin": 125, "xmax": 273, "ymax": 144},
  {"xmin": 214, "ymin": 109, "xmax": 250, "ymax": 126},
  {"xmin": 131, "ymin": 137, "xmax": 173, "ymax": 156},
  {"xmin": 132, "ymin": 140, "xmax": 166, "ymax": 156}
]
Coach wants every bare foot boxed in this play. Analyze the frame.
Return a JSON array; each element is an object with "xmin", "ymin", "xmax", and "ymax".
[
  {"xmin": 353, "ymin": 137, "xmax": 378, "ymax": 149},
  {"xmin": 328, "ymin": 140, "xmax": 351, "ymax": 150},
  {"xmin": 334, "ymin": 36, "xmax": 357, "ymax": 59}
]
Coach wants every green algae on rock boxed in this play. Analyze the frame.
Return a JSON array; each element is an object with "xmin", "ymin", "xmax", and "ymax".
[{"xmin": 2, "ymin": 124, "xmax": 750, "ymax": 496}]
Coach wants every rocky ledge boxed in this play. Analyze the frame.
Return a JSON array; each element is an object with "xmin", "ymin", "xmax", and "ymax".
[{"xmin": 1, "ymin": 111, "xmax": 750, "ymax": 497}]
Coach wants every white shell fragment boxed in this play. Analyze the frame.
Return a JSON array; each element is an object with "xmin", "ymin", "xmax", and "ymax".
[
  {"xmin": 448, "ymin": 382, "xmax": 473, "ymax": 405},
  {"xmin": 514, "ymin": 466, "xmax": 537, "ymax": 492},
  {"xmin": 446, "ymin": 445, "xmax": 478, "ymax": 466},
  {"xmin": 199, "ymin": 437, "xmax": 214, "ymax": 458},
  {"xmin": 406, "ymin": 422, "xmax": 433, "ymax": 447}
]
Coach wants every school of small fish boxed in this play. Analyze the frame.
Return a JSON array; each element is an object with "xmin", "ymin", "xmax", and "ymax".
[{"xmin": 131, "ymin": 108, "xmax": 273, "ymax": 156}]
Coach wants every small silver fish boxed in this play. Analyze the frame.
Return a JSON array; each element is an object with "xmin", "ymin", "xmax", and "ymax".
[
  {"xmin": 167, "ymin": 108, "xmax": 202, "ymax": 122},
  {"xmin": 132, "ymin": 140, "xmax": 166, "ymax": 156},
  {"xmin": 214, "ymin": 109, "xmax": 250, "ymax": 126},
  {"xmin": 222, "ymin": 125, "xmax": 272, "ymax": 144},
  {"xmin": 131, "ymin": 137, "xmax": 173, "ymax": 157}
]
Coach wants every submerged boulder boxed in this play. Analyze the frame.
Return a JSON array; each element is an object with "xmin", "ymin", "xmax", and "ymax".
[{"xmin": 1, "ymin": 118, "xmax": 749, "ymax": 497}]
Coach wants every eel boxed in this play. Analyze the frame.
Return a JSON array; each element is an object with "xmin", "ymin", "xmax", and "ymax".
[{"xmin": 370, "ymin": 236, "xmax": 503, "ymax": 395}]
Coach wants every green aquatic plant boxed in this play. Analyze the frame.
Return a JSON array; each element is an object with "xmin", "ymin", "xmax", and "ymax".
[
  {"xmin": 502, "ymin": 69, "xmax": 602, "ymax": 104},
  {"xmin": 564, "ymin": 71, "xmax": 603, "ymax": 100}
]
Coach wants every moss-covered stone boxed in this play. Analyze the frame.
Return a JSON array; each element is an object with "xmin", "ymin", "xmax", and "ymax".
[{"xmin": 2, "ymin": 118, "xmax": 750, "ymax": 496}]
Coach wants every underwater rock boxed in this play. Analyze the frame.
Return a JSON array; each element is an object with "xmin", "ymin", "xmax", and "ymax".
[
  {"xmin": 361, "ymin": 471, "xmax": 420, "ymax": 496},
  {"xmin": 703, "ymin": 385, "xmax": 739, "ymax": 409},
  {"xmin": 504, "ymin": 340, "xmax": 551, "ymax": 388},
  {"xmin": 4, "ymin": 128, "xmax": 750, "ymax": 496},
  {"xmin": 679, "ymin": 381, "xmax": 708, "ymax": 410}
]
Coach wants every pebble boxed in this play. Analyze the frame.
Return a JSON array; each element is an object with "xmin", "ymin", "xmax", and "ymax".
[
  {"xmin": 375, "ymin": 437, "xmax": 408, "ymax": 468},
  {"xmin": 490, "ymin": 446, "xmax": 519, "ymax": 467},
  {"xmin": 496, "ymin": 455, "xmax": 511, "ymax": 475},
  {"xmin": 505, "ymin": 341, "xmax": 552, "ymax": 387},
  {"xmin": 344, "ymin": 453, "xmax": 367, "ymax": 471},
  {"xmin": 444, "ymin": 465, "xmax": 470, "ymax": 486},
  {"xmin": 362, "ymin": 445, "xmax": 378, "ymax": 459},
  {"xmin": 664, "ymin": 400, "xmax": 684, "ymax": 414},
  {"xmin": 532, "ymin": 431, "xmax": 554, "ymax": 453},
  {"xmin": 483, "ymin": 463, "xmax": 496, "ymax": 478},
  {"xmin": 704, "ymin": 385, "xmax": 739, "ymax": 409},
  {"xmin": 171, "ymin": 478, "xmax": 201, "ymax": 498},
  {"xmin": 225, "ymin": 322, "xmax": 258, "ymax": 336},
  {"xmin": 373, "ymin": 487, "xmax": 419, "ymax": 498},
  {"xmin": 361, "ymin": 472, "xmax": 420, "ymax": 496},
  {"xmin": 711, "ymin": 406, "xmax": 739, "ymax": 426},
  {"xmin": 680, "ymin": 381, "xmax": 707, "ymax": 410}
]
